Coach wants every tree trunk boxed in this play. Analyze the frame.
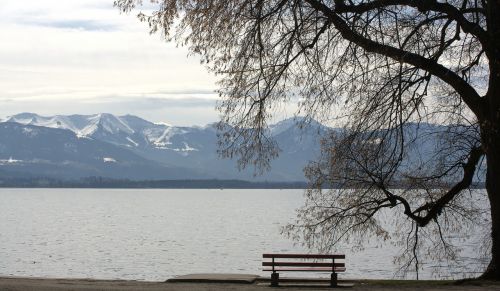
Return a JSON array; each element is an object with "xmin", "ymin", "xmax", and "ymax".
[
  {"xmin": 481, "ymin": 147, "xmax": 500, "ymax": 280},
  {"xmin": 480, "ymin": 9, "xmax": 500, "ymax": 272},
  {"xmin": 480, "ymin": 0, "xmax": 500, "ymax": 277},
  {"xmin": 481, "ymin": 81, "xmax": 500, "ymax": 279}
]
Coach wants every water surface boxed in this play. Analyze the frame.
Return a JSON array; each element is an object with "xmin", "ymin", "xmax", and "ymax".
[{"xmin": 0, "ymin": 188, "xmax": 488, "ymax": 281}]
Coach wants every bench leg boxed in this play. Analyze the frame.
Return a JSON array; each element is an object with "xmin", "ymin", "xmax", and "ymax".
[
  {"xmin": 330, "ymin": 272, "xmax": 338, "ymax": 287},
  {"xmin": 271, "ymin": 272, "xmax": 279, "ymax": 287}
]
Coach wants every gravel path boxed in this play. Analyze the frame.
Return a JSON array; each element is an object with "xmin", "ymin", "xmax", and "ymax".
[{"xmin": 1, "ymin": 277, "xmax": 500, "ymax": 291}]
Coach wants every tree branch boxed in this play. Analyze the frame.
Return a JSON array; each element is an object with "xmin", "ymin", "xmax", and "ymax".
[
  {"xmin": 334, "ymin": 0, "xmax": 488, "ymax": 48},
  {"xmin": 304, "ymin": 0, "xmax": 485, "ymax": 119},
  {"xmin": 380, "ymin": 146, "xmax": 483, "ymax": 226}
]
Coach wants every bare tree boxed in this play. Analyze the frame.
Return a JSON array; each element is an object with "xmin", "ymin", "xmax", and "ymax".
[{"xmin": 115, "ymin": 0, "xmax": 500, "ymax": 279}]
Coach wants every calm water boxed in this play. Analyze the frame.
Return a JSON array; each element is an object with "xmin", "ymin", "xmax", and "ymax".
[{"xmin": 0, "ymin": 188, "xmax": 488, "ymax": 281}]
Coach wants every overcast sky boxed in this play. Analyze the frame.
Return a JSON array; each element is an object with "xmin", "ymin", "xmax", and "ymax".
[{"xmin": 0, "ymin": 0, "xmax": 221, "ymax": 126}]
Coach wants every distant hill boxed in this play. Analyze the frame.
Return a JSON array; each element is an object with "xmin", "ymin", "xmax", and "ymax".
[
  {"xmin": 0, "ymin": 113, "xmax": 329, "ymax": 181},
  {"xmin": 0, "ymin": 122, "xmax": 204, "ymax": 180},
  {"xmin": 0, "ymin": 113, "xmax": 483, "ymax": 184}
]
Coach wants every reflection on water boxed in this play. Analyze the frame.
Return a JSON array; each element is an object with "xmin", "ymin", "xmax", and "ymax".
[{"xmin": 0, "ymin": 188, "xmax": 488, "ymax": 281}]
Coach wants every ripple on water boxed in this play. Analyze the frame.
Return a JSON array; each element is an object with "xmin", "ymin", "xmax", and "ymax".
[{"xmin": 0, "ymin": 188, "xmax": 489, "ymax": 281}]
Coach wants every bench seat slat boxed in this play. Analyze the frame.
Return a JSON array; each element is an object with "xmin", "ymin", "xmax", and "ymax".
[
  {"xmin": 263, "ymin": 267, "xmax": 346, "ymax": 272},
  {"xmin": 262, "ymin": 262, "xmax": 345, "ymax": 267},
  {"xmin": 262, "ymin": 253, "xmax": 345, "ymax": 259}
]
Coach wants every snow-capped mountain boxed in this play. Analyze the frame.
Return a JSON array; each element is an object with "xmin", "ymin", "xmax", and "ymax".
[
  {"xmin": 1, "ymin": 113, "xmax": 328, "ymax": 181},
  {"xmin": 0, "ymin": 122, "xmax": 204, "ymax": 180},
  {"xmin": 5, "ymin": 113, "xmax": 217, "ymax": 153},
  {"xmin": 0, "ymin": 113, "xmax": 484, "ymax": 183},
  {"xmin": 7, "ymin": 113, "xmax": 131, "ymax": 136}
]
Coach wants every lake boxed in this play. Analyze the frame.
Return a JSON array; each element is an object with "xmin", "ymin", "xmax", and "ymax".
[{"xmin": 0, "ymin": 188, "xmax": 489, "ymax": 281}]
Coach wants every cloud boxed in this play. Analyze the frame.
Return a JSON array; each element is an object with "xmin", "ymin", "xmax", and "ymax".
[
  {"xmin": 153, "ymin": 89, "xmax": 217, "ymax": 95},
  {"xmin": 0, "ymin": 0, "xmax": 220, "ymax": 126},
  {"xmin": 0, "ymin": 0, "xmax": 140, "ymax": 35},
  {"xmin": 0, "ymin": 93, "xmax": 220, "ymax": 126},
  {"xmin": 54, "ymin": 89, "xmax": 220, "ymax": 109},
  {"xmin": 23, "ymin": 19, "xmax": 118, "ymax": 31},
  {"xmin": 87, "ymin": 95, "xmax": 218, "ymax": 108}
]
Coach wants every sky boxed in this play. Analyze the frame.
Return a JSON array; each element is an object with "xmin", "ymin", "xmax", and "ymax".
[{"xmin": 0, "ymin": 0, "xmax": 220, "ymax": 126}]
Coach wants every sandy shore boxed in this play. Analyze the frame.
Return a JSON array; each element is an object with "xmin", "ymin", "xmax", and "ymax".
[{"xmin": 1, "ymin": 277, "xmax": 500, "ymax": 291}]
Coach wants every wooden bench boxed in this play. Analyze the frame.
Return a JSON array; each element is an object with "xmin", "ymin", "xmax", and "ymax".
[{"xmin": 262, "ymin": 253, "xmax": 346, "ymax": 287}]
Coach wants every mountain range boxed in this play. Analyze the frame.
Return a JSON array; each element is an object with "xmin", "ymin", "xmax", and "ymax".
[
  {"xmin": 0, "ymin": 113, "xmax": 328, "ymax": 181},
  {"xmin": 1, "ymin": 113, "xmax": 482, "ymax": 184}
]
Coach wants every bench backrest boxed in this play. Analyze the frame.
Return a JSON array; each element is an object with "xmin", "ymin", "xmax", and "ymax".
[
  {"xmin": 262, "ymin": 253, "xmax": 345, "ymax": 271},
  {"xmin": 263, "ymin": 254, "xmax": 345, "ymax": 259}
]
